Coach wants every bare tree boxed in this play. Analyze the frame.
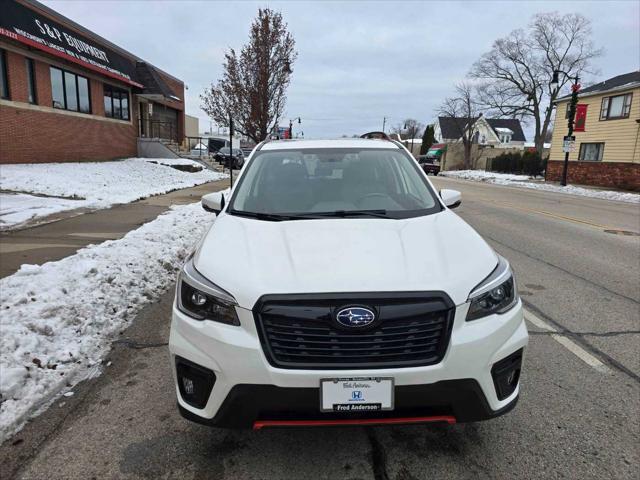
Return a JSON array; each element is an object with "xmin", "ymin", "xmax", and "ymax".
[
  {"xmin": 200, "ymin": 8, "xmax": 297, "ymax": 143},
  {"xmin": 438, "ymin": 82, "xmax": 482, "ymax": 169},
  {"xmin": 391, "ymin": 119, "xmax": 424, "ymax": 140},
  {"xmin": 390, "ymin": 119, "xmax": 424, "ymax": 156},
  {"xmin": 469, "ymin": 12, "xmax": 602, "ymax": 156}
]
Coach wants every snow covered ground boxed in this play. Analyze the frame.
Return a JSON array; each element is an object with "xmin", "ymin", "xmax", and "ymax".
[
  {"xmin": 0, "ymin": 202, "xmax": 217, "ymax": 440},
  {"xmin": 0, "ymin": 158, "xmax": 227, "ymax": 229},
  {"xmin": 440, "ymin": 170, "xmax": 640, "ymax": 204},
  {"xmin": 0, "ymin": 193, "xmax": 87, "ymax": 228}
]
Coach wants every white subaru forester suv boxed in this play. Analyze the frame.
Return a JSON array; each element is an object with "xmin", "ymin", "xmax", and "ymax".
[{"xmin": 169, "ymin": 137, "xmax": 528, "ymax": 429}]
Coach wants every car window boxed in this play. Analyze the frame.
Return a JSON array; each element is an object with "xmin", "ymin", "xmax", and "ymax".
[{"xmin": 229, "ymin": 148, "xmax": 441, "ymax": 219}]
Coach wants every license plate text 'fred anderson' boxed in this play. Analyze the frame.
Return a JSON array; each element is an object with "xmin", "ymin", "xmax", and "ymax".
[{"xmin": 334, "ymin": 403, "xmax": 383, "ymax": 412}]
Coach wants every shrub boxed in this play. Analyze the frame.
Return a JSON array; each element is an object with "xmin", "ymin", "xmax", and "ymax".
[{"xmin": 489, "ymin": 151, "xmax": 545, "ymax": 177}]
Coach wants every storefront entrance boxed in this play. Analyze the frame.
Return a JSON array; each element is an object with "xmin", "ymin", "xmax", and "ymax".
[{"xmin": 137, "ymin": 101, "xmax": 179, "ymax": 142}]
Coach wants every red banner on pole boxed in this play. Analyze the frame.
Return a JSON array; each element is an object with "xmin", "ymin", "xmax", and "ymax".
[{"xmin": 574, "ymin": 104, "xmax": 588, "ymax": 132}]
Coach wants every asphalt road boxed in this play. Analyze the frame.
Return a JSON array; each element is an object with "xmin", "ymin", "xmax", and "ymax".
[{"xmin": 1, "ymin": 177, "xmax": 638, "ymax": 480}]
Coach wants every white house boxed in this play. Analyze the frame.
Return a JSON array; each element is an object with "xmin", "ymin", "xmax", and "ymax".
[{"xmin": 434, "ymin": 115, "xmax": 526, "ymax": 149}]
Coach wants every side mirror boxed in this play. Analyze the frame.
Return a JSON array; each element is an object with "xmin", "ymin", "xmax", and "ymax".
[
  {"xmin": 440, "ymin": 189, "xmax": 461, "ymax": 209},
  {"xmin": 202, "ymin": 192, "xmax": 225, "ymax": 214}
]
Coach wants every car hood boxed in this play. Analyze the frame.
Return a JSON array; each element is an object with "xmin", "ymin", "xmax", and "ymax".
[{"xmin": 194, "ymin": 210, "xmax": 498, "ymax": 309}]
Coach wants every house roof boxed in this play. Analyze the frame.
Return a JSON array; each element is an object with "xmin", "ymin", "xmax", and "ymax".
[
  {"xmin": 557, "ymin": 71, "xmax": 640, "ymax": 101},
  {"xmin": 437, "ymin": 116, "xmax": 526, "ymax": 142}
]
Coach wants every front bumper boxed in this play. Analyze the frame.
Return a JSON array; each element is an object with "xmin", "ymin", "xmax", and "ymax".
[
  {"xmin": 169, "ymin": 299, "xmax": 528, "ymax": 428},
  {"xmin": 421, "ymin": 164, "xmax": 440, "ymax": 174}
]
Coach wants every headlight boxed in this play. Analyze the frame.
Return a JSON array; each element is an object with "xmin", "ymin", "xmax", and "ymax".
[
  {"xmin": 466, "ymin": 256, "xmax": 518, "ymax": 321},
  {"xmin": 177, "ymin": 258, "xmax": 240, "ymax": 326}
]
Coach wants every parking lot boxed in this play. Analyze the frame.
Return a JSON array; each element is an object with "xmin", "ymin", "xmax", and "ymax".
[{"xmin": 1, "ymin": 176, "xmax": 638, "ymax": 480}]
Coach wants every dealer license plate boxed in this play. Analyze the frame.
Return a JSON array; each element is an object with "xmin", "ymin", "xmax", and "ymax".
[{"xmin": 320, "ymin": 377, "xmax": 394, "ymax": 412}]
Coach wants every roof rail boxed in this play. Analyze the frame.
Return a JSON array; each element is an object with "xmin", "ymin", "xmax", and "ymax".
[
  {"xmin": 360, "ymin": 131, "xmax": 392, "ymax": 140},
  {"xmin": 255, "ymin": 139, "xmax": 270, "ymax": 151}
]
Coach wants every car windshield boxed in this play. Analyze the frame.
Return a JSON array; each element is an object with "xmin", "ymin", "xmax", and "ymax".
[
  {"xmin": 220, "ymin": 148, "xmax": 241, "ymax": 155},
  {"xmin": 228, "ymin": 147, "xmax": 442, "ymax": 219}
]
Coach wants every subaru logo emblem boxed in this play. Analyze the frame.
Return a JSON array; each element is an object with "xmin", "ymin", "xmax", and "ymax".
[{"xmin": 335, "ymin": 307, "xmax": 376, "ymax": 328}]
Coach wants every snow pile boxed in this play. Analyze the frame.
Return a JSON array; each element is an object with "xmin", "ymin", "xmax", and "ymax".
[
  {"xmin": 0, "ymin": 158, "xmax": 227, "ymax": 229},
  {"xmin": 441, "ymin": 170, "xmax": 640, "ymax": 204},
  {"xmin": 0, "ymin": 202, "xmax": 216, "ymax": 440},
  {"xmin": 441, "ymin": 170, "xmax": 532, "ymax": 182}
]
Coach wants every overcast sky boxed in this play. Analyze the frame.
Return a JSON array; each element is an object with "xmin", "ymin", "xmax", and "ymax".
[{"xmin": 45, "ymin": 0, "xmax": 639, "ymax": 139}]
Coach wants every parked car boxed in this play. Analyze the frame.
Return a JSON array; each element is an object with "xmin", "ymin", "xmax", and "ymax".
[
  {"xmin": 417, "ymin": 155, "xmax": 440, "ymax": 175},
  {"xmin": 214, "ymin": 147, "xmax": 245, "ymax": 169},
  {"xmin": 170, "ymin": 138, "xmax": 527, "ymax": 429}
]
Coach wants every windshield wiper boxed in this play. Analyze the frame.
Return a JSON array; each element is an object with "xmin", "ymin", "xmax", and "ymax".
[
  {"xmin": 301, "ymin": 209, "xmax": 390, "ymax": 219},
  {"xmin": 229, "ymin": 210, "xmax": 311, "ymax": 221}
]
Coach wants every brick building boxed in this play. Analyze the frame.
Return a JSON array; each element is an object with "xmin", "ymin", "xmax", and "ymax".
[
  {"xmin": 547, "ymin": 71, "xmax": 640, "ymax": 191},
  {"xmin": 0, "ymin": 0, "xmax": 185, "ymax": 164}
]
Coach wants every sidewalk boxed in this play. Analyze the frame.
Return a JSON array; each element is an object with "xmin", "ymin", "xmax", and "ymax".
[{"xmin": 0, "ymin": 179, "xmax": 229, "ymax": 279}]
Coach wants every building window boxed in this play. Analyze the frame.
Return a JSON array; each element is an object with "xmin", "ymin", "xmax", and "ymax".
[
  {"xmin": 0, "ymin": 49, "xmax": 8, "ymax": 99},
  {"xmin": 600, "ymin": 93, "xmax": 632, "ymax": 120},
  {"xmin": 103, "ymin": 84, "xmax": 130, "ymax": 120},
  {"xmin": 26, "ymin": 58, "xmax": 37, "ymax": 104},
  {"xmin": 77, "ymin": 76, "xmax": 90, "ymax": 113},
  {"xmin": 578, "ymin": 143, "xmax": 604, "ymax": 162},
  {"xmin": 50, "ymin": 67, "xmax": 91, "ymax": 113}
]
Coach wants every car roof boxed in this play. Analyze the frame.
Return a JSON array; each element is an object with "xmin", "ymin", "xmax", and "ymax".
[{"xmin": 259, "ymin": 138, "xmax": 400, "ymax": 151}]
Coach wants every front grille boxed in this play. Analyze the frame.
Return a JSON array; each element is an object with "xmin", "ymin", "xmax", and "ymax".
[{"xmin": 254, "ymin": 293, "xmax": 454, "ymax": 370}]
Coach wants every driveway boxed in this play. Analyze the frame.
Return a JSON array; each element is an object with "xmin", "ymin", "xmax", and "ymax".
[{"xmin": 1, "ymin": 177, "xmax": 638, "ymax": 480}]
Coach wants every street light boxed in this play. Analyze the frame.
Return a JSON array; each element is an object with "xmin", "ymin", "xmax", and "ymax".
[
  {"xmin": 289, "ymin": 117, "xmax": 301, "ymax": 139},
  {"xmin": 551, "ymin": 69, "xmax": 581, "ymax": 187}
]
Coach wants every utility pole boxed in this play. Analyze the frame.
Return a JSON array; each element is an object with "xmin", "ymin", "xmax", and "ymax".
[
  {"xmin": 550, "ymin": 70, "xmax": 580, "ymax": 187},
  {"xmin": 562, "ymin": 80, "xmax": 580, "ymax": 186},
  {"xmin": 382, "ymin": 117, "xmax": 386, "ymax": 133},
  {"xmin": 229, "ymin": 113, "xmax": 234, "ymax": 187}
]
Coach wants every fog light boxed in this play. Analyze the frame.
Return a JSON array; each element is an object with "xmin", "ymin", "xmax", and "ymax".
[
  {"xmin": 191, "ymin": 292, "xmax": 207, "ymax": 306},
  {"xmin": 175, "ymin": 357, "xmax": 216, "ymax": 409},
  {"xmin": 491, "ymin": 349, "xmax": 523, "ymax": 401}
]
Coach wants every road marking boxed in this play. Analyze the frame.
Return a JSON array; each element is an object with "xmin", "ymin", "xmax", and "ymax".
[
  {"xmin": 550, "ymin": 335, "xmax": 610, "ymax": 373},
  {"xmin": 524, "ymin": 310, "xmax": 610, "ymax": 373},
  {"xmin": 523, "ymin": 310, "xmax": 556, "ymax": 331},
  {"xmin": 487, "ymin": 200, "xmax": 619, "ymax": 231}
]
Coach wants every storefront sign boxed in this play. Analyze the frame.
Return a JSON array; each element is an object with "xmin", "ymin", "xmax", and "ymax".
[{"xmin": 0, "ymin": 1, "xmax": 142, "ymax": 87}]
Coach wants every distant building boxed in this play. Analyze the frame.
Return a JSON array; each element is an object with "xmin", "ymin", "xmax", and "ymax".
[
  {"xmin": 185, "ymin": 115, "xmax": 199, "ymax": 138},
  {"xmin": 548, "ymin": 70, "xmax": 640, "ymax": 190},
  {"xmin": 401, "ymin": 138, "xmax": 421, "ymax": 156},
  {"xmin": 0, "ymin": 0, "xmax": 185, "ymax": 163},
  {"xmin": 434, "ymin": 116, "xmax": 527, "ymax": 149}
]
